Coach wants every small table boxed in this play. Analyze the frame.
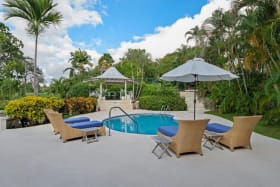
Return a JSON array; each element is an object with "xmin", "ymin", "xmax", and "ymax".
[
  {"xmin": 81, "ymin": 127, "xmax": 99, "ymax": 144},
  {"xmin": 151, "ymin": 136, "xmax": 173, "ymax": 159},
  {"xmin": 203, "ymin": 130, "xmax": 223, "ymax": 150}
]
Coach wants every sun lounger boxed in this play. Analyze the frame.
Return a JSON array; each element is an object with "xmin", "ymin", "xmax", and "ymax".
[
  {"xmin": 46, "ymin": 111, "xmax": 105, "ymax": 142},
  {"xmin": 44, "ymin": 109, "xmax": 90, "ymax": 134}
]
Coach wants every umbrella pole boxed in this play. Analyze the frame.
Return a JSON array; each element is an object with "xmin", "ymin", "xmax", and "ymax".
[{"xmin": 194, "ymin": 75, "xmax": 197, "ymax": 120}]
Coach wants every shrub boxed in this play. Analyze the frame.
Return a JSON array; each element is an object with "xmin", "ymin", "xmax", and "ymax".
[
  {"xmin": 64, "ymin": 97, "xmax": 97, "ymax": 115},
  {"xmin": 48, "ymin": 96, "xmax": 65, "ymax": 111},
  {"xmin": 139, "ymin": 83, "xmax": 186, "ymax": 111},
  {"xmin": 4, "ymin": 96, "xmax": 64, "ymax": 126},
  {"xmin": 139, "ymin": 95, "xmax": 186, "ymax": 111},
  {"xmin": 67, "ymin": 82, "xmax": 91, "ymax": 97}
]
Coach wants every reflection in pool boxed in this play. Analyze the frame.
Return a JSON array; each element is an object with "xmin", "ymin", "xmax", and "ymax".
[{"xmin": 103, "ymin": 113, "xmax": 178, "ymax": 135}]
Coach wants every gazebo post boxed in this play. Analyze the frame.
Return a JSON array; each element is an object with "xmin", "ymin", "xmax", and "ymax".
[
  {"xmin": 100, "ymin": 83, "xmax": 103, "ymax": 99},
  {"xmin": 124, "ymin": 80, "xmax": 127, "ymax": 100}
]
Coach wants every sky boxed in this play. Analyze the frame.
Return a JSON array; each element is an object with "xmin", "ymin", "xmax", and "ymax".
[{"xmin": 0, "ymin": 0, "xmax": 231, "ymax": 84}]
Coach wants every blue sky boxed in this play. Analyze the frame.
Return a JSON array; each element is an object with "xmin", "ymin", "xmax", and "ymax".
[
  {"xmin": 68, "ymin": 0, "xmax": 208, "ymax": 53},
  {"xmin": 0, "ymin": 0, "xmax": 231, "ymax": 82}
]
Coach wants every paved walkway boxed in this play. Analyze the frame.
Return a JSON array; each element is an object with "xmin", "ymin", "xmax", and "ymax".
[{"xmin": 0, "ymin": 110, "xmax": 280, "ymax": 187}]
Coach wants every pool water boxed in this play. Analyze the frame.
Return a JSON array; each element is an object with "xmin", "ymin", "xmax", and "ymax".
[{"xmin": 103, "ymin": 113, "xmax": 178, "ymax": 135}]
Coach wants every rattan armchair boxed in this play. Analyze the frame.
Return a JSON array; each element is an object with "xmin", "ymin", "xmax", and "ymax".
[
  {"xmin": 158, "ymin": 119, "xmax": 210, "ymax": 158},
  {"xmin": 219, "ymin": 115, "xmax": 262, "ymax": 151}
]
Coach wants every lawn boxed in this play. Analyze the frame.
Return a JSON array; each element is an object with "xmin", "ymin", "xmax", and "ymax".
[{"xmin": 205, "ymin": 111, "xmax": 280, "ymax": 140}]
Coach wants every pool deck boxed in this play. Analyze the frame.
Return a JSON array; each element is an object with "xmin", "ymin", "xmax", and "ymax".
[{"xmin": 0, "ymin": 109, "xmax": 280, "ymax": 187}]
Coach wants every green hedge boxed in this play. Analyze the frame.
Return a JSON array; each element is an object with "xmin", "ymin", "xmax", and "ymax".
[
  {"xmin": 139, "ymin": 95, "xmax": 186, "ymax": 111},
  {"xmin": 138, "ymin": 83, "xmax": 186, "ymax": 110}
]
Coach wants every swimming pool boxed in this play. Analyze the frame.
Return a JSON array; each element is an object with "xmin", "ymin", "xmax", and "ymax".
[{"xmin": 103, "ymin": 113, "xmax": 178, "ymax": 135}]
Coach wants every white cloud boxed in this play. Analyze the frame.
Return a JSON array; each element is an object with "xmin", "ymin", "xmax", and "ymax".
[
  {"xmin": 56, "ymin": 0, "xmax": 103, "ymax": 27},
  {"xmin": 0, "ymin": 0, "xmax": 103, "ymax": 84},
  {"xmin": 133, "ymin": 35, "xmax": 144, "ymax": 41},
  {"xmin": 0, "ymin": 0, "xmax": 231, "ymax": 84},
  {"xmin": 109, "ymin": 0, "xmax": 231, "ymax": 61}
]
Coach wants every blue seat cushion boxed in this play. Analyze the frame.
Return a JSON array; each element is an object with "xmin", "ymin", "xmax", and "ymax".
[
  {"xmin": 206, "ymin": 123, "xmax": 231, "ymax": 133},
  {"xmin": 158, "ymin": 126, "xmax": 178, "ymax": 137},
  {"xmin": 70, "ymin": 120, "xmax": 103, "ymax": 129},
  {"xmin": 64, "ymin": 117, "xmax": 90, "ymax": 124}
]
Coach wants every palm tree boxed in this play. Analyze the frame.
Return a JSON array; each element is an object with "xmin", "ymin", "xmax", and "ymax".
[
  {"xmin": 49, "ymin": 77, "xmax": 66, "ymax": 97},
  {"xmin": 98, "ymin": 53, "xmax": 114, "ymax": 74},
  {"xmin": 3, "ymin": 0, "xmax": 63, "ymax": 96},
  {"xmin": 232, "ymin": 0, "xmax": 280, "ymax": 74},
  {"xmin": 185, "ymin": 26, "xmax": 207, "ymax": 48},
  {"xmin": 64, "ymin": 49, "xmax": 93, "ymax": 79}
]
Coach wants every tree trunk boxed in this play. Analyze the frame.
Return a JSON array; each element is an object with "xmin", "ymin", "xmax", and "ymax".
[{"xmin": 33, "ymin": 34, "xmax": 39, "ymax": 96}]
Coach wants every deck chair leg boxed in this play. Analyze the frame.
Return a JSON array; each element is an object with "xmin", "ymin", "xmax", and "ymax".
[
  {"xmin": 152, "ymin": 144, "xmax": 160, "ymax": 154},
  {"xmin": 159, "ymin": 143, "xmax": 172, "ymax": 157},
  {"xmin": 151, "ymin": 136, "xmax": 173, "ymax": 159},
  {"xmin": 248, "ymin": 144, "xmax": 252, "ymax": 150}
]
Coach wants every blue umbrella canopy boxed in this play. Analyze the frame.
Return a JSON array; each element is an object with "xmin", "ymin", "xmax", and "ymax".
[{"xmin": 160, "ymin": 58, "xmax": 239, "ymax": 119}]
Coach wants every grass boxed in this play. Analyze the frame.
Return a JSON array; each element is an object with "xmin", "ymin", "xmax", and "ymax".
[{"xmin": 205, "ymin": 111, "xmax": 280, "ymax": 140}]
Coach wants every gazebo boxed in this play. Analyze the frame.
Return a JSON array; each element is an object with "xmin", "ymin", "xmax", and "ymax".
[{"xmin": 94, "ymin": 66, "xmax": 132, "ymax": 101}]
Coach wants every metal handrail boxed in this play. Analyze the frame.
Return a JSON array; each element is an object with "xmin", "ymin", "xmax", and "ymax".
[
  {"xmin": 108, "ymin": 106, "xmax": 139, "ymax": 136},
  {"xmin": 160, "ymin": 105, "xmax": 165, "ymax": 113},
  {"xmin": 160, "ymin": 105, "xmax": 170, "ymax": 114},
  {"xmin": 165, "ymin": 105, "xmax": 170, "ymax": 111}
]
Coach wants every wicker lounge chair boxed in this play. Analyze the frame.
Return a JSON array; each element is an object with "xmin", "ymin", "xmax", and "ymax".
[
  {"xmin": 157, "ymin": 119, "xmax": 210, "ymax": 158},
  {"xmin": 44, "ymin": 109, "xmax": 91, "ymax": 135},
  {"xmin": 43, "ymin": 109, "xmax": 60, "ymax": 134},
  {"xmin": 47, "ymin": 112, "xmax": 106, "ymax": 143},
  {"xmin": 219, "ymin": 115, "xmax": 262, "ymax": 151}
]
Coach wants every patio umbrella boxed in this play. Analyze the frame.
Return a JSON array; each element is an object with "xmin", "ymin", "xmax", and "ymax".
[{"xmin": 160, "ymin": 58, "xmax": 239, "ymax": 119}]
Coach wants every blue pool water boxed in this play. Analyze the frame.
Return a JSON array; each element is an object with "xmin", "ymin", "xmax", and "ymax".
[{"xmin": 103, "ymin": 113, "xmax": 178, "ymax": 135}]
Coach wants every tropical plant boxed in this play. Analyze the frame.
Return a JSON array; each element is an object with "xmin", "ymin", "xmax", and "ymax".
[
  {"xmin": 48, "ymin": 77, "xmax": 67, "ymax": 97},
  {"xmin": 185, "ymin": 26, "xmax": 207, "ymax": 55},
  {"xmin": 118, "ymin": 49, "xmax": 152, "ymax": 101},
  {"xmin": 64, "ymin": 49, "xmax": 93, "ymax": 79},
  {"xmin": 98, "ymin": 53, "xmax": 114, "ymax": 73},
  {"xmin": 3, "ymin": 0, "xmax": 63, "ymax": 95},
  {"xmin": 67, "ymin": 82, "xmax": 93, "ymax": 97},
  {"xmin": 232, "ymin": 0, "xmax": 280, "ymax": 74}
]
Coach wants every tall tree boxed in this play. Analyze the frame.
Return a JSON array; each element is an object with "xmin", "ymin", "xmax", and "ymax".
[
  {"xmin": 0, "ymin": 22, "xmax": 24, "ymax": 78},
  {"xmin": 185, "ymin": 26, "xmax": 207, "ymax": 49},
  {"xmin": 119, "ymin": 49, "xmax": 152, "ymax": 100},
  {"xmin": 3, "ymin": 0, "xmax": 63, "ymax": 95},
  {"xmin": 232, "ymin": 0, "xmax": 280, "ymax": 74}
]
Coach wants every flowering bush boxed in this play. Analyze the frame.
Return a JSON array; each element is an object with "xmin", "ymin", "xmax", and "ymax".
[
  {"xmin": 64, "ymin": 97, "xmax": 97, "ymax": 115},
  {"xmin": 4, "ymin": 96, "xmax": 64, "ymax": 126}
]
